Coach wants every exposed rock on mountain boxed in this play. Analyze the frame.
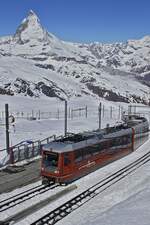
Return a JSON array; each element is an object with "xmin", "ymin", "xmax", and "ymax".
[
  {"xmin": 0, "ymin": 10, "xmax": 149, "ymax": 104},
  {"xmin": 14, "ymin": 10, "xmax": 48, "ymax": 43}
]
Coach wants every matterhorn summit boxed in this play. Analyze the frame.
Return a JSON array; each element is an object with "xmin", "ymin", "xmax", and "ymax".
[{"xmin": 14, "ymin": 10, "xmax": 48, "ymax": 44}]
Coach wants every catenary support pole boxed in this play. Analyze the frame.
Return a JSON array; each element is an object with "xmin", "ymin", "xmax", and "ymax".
[
  {"xmin": 98, "ymin": 102, "xmax": 102, "ymax": 130},
  {"xmin": 64, "ymin": 100, "xmax": 68, "ymax": 136},
  {"xmin": 5, "ymin": 103, "xmax": 10, "ymax": 154}
]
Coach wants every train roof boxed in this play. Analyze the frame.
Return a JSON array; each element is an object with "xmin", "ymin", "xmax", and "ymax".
[
  {"xmin": 42, "ymin": 115, "xmax": 148, "ymax": 153},
  {"xmin": 42, "ymin": 126, "xmax": 133, "ymax": 153},
  {"xmin": 42, "ymin": 131, "xmax": 102, "ymax": 153}
]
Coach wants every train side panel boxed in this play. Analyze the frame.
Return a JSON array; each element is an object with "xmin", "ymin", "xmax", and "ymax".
[
  {"xmin": 133, "ymin": 121, "xmax": 149, "ymax": 150},
  {"xmin": 57, "ymin": 133, "xmax": 133, "ymax": 183},
  {"xmin": 41, "ymin": 117, "xmax": 149, "ymax": 184}
]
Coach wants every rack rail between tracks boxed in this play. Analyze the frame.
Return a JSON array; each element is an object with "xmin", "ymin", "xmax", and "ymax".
[
  {"xmin": 30, "ymin": 150, "xmax": 150, "ymax": 225},
  {"xmin": 0, "ymin": 183, "xmax": 58, "ymax": 213}
]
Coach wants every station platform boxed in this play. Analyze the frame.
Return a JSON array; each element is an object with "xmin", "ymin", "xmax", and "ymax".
[{"xmin": 0, "ymin": 159, "xmax": 41, "ymax": 193}]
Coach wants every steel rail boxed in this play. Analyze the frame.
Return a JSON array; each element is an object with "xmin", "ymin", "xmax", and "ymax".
[{"xmin": 0, "ymin": 182, "xmax": 58, "ymax": 213}]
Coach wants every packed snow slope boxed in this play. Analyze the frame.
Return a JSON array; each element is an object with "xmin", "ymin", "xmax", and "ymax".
[{"xmin": 0, "ymin": 10, "xmax": 150, "ymax": 103}]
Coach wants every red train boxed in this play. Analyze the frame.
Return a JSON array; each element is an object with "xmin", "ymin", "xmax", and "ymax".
[{"xmin": 41, "ymin": 115, "xmax": 149, "ymax": 184}]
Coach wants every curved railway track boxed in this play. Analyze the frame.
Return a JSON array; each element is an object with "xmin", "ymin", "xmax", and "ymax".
[
  {"xmin": 31, "ymin": 150, "xmax": 150, "ymax": 225},
  {"xmin": 0, "ymin": 182, "xmax": 58, "ymax": 213}
]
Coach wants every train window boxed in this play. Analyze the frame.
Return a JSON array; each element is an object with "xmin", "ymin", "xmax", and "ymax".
[
  {"xmin": 127, "ymin": 135, "xmax": 132, "ymax": 144},
  {"xmin": 75, "ymin": 149, "xmax": 83, "ymax": 163},
  {"xmin": 120, "ymin": 137, "xmax": 125, "ymax": 146},
  {"xmin": 92, "ymin": 144, "xmax": 100, "ymax": 155},
  {"xmin": 83, "ymin": 147, "xmax": 93, "ymax": 159},
  {"xmin": 111, "ymin": 138, "xmax": 116, "ymax": 147},
  {"xmin": 117, "ymin": 137, "xmax": 123, "ymax": 146},
  {"xmin": 64, "ymin": 153, "xmax": 71, "ymax": 166},
  {"xmin": 93, "ymin": 142, "xmax": 106, "ymax": 154},
  {"xmin": 101, "ymin": 141, "xmax": 108, "ymax": 150},
  {"xmin": 122, "ymin": 135, "xmax": 131, "ymax": 145},
  {"xmin": 43, "ymin": 152, "xmax": 58, "ymax": 172}
]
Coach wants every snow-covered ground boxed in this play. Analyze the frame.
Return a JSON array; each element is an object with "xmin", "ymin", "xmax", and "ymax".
[
  {"xmin": 0, "ymin": 94, "xmax": 150, "ymax": 224},
  {"xmin": 0, "ymin": 95, "xmax": 129, "ymax": 164},
  {"xmin": 1, "ymin": 95, "xmax": 150, "ymax": 163},
  {"xmin": 2, "ymin": 134, "xmax": 148, "ymax": 225},
  {"xmin": 59, "ymin": 138, "xmax": 150, "ymax": 225}
]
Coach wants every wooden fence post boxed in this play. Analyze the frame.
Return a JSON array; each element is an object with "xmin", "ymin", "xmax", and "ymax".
[
  {"xmin": 68, "ymin": 107, "xmax": 71, "ymax": 119},
  {"xmin": 71, "ymin": 109, "xmax": 73, "ymax": 120},
  {"xmin": 32, "ymin": 110, "xmax": 34, "ymax": 118},
  {"xmin": 98, "ymin": 102, "xmax": 102, "ymax": 130},
  {"xmin": 85, "ymin": 106, "xmax": 87, "ymax": 118},
  {"xmin": 118, "ymin": 105, "xmax": 121, "ymax": 119},
  {"xmin": 38, "ymin": 110, "xmax": 41, "ymax": 120},
  {"xmin": 128, "ymin": 105, "xmax": 132, "ymax": 115},
  {"xmin": 102, "ymin": 105, "xmax": 105, "ymax": 118},
  {"xmin": 110, "ymin": 106, "xmax": 113, "ymax": 119},
  {"xmin": 31, "ymin": 143, "xmax": 34, "ymax": 157},
  {"xmin": 18, "ymin": 146, "xmax": 21, "ymax": 162},
  {"xmin": 57, "ymin": 109, "xmax": 60, "ymax": 120},
  {"xmin": 9, "ymin": 147, "xmax": 14, "ymax": 164}
]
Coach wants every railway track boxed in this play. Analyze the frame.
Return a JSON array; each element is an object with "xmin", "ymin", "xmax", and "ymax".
[
  {"xmin": 31, "ymin": 150, "xmax": 150, "ymax": 225},
  {"xmin": 0, "ymin": 182, "xmax": 58, "ymax": 213}
]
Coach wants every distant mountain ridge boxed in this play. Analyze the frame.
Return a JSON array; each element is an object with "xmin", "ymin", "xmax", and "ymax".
[{"xmin": 0, "ymin": 10, "xmax": 149, "ymax": 104}]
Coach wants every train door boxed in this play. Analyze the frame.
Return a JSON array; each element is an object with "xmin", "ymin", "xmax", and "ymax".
[{"xmin": 63, "ymin": 152, "xmax": 72, "ymax": 175}]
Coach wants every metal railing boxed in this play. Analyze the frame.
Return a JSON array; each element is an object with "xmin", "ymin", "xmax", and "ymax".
[{"xmin": 0, "ymin": 135, "xmax": 56, "ymax": 167}]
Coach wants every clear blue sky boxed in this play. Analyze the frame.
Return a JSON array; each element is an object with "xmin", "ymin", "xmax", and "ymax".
[{"xmin": 0, "ymin": 0, "xmax": 149, "ymax": 43}]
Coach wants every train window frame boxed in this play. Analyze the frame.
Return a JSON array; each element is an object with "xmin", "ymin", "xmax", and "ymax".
[
  {"xmin": 92, "ymin": 144, "xmax": 100, "ymax": 155},
  {"xmin": 74, "ymin": 149, "xmax": 83, "ymax": 163},
  {"xmin": 83, "ymin": 146, "xmax": 93, "ymax": 160},
  {"xmin": 64, "ymin": 153, "xmax": 71, "ymax": 166},
  {"xmin": 43, "ymin": 152, "xmax": 59, "ymax": 171},
  {"xmin": 127, "ymin": 134, "xmax": 132, "ymax": 144}
]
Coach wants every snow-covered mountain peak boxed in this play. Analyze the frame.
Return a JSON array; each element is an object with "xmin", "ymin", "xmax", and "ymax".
[
  {"xmin": 140, "ymin": 35, "xmax": 150, "ymax": 47},
  {"xmin": 127, "ymin": 35, "xmax": 150, "ymax": 48},
  {"xmin": 26, "ymin": 9, "xmax": 42, "ymax": 25},
  {"xmin": 14, "ymin": 10, "xmax": 47, "ymax": 44},
  {"xmin": 28, "ymin": 9, "xmax": 37, "ymax": 17}
]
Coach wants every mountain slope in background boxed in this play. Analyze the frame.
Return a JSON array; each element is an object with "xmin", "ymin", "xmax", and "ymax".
[{"xmin": 0, "ymin": 10, "xmax": 149, "ymax": 104}]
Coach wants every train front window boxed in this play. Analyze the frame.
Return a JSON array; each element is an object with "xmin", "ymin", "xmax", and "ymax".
[{"xmin": 43, "ymin": 152, "xmax": 58, "ymax": 172}]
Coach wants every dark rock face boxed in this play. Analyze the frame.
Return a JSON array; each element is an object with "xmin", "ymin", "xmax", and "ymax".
[
  {"xmin": 143, "ymin": 73, "xmax": 150, "ymax": 81},
  {"xmin": 35, "ymin": 64, "xmax": 55, "ymax": 70},
  {"xmin": 131, "ymin": 65, "xmax": 150, "ymax": 74},
  {"xmin": 37, "ymin": 80, "xmax": 67, "ymax": 100},
  {"xmin": 52, "ymin": 56, "xmax": 87, "ymax": 64},
  {"xmin": 0, "ymin": 87, "xmax": 14, "ymax": 96},
  {"xmin": 1, "ymin": 77, "xmax": 67, "ymax": 100},
  {"xmin": 31, "ymin": 57, "xmax": 47, "ymax": 61},
  {"xmin": 12, "ymin": 78, "xmax": 35, "ymax": 96},
  {"xmin": 136, "ymin": 73, "xmax": 150, "ymax": 87},
  {"xmin": 81, "ymin": 77, "xmax": 96, "ymax": 83},
  {"xmin": 38, "ymin": 83, "xmax": 59, "ymax": 98},
  {"xmin": 106, "ymin": 57, "xmax": 121, "ymax": 67},
  {"xmin": 86, "ymin": 83, "xmax": 129, "ymax": 103},
  {"xmin": 86, "ymin": 83, "xmax": 147, "ymax": 104}
]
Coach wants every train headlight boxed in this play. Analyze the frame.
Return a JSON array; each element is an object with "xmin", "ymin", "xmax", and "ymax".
[
  {"xmin": 41, "ymin": 167, "xmax": 44, "ymax": 171},
  {"xmin": 54, "ymin": 170, "xmax": 59, "ymax": 174}
]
